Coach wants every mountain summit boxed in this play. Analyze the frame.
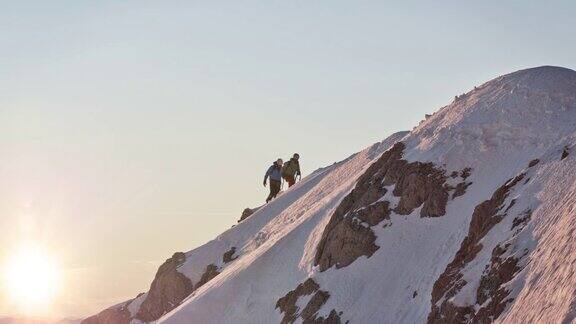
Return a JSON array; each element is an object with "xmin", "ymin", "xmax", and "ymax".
[{"xmin": 85, "ymin": 66, "xmax": 576, "ymax": 324}]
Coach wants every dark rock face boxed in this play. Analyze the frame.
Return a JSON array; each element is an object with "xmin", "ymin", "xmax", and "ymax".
[
  {"xmin": 428, "ymin": 173, "xmax": 527, "ymax": 324},
  {"xmin": 315, "ymin": 142, "xmax": 470, "ymax": 272},
  {"xmin": 391, "ymin": 168, "xmax": 449, "ymax": 218},
  {"xmin": 238, "ymin": 207, "xmax": 256, "ymax": 222},
  {"xmin": 276, "ymin": 279, "xmax": 342, "ymax": 324},
  {"xmin": 90, "ymin": 253, "xmax": 225, "ymax": 324},
  {"xmin": 528, "ymin": 159, "xmax": 540, "ymax": 167},
  {"xmin": 460, "ymin": 167, "xmax": 472, "ymax": 180},
  {"xmin": 82, "ymin": 300, "xmax": 132, "ymax": 324},
  {"xmin": 356, "ymin": 201, "xmax": 391, "ymax": 226},
  {"xmin": 277, "ymin": 279, "xmax": 319, "ymax": 323},
  {"xmin": 223, "ymin": 246, "xmax": 238, "ymax": 263},
  {"xmin": 511, "ymin": 209, "xmax": 532, "ymax": 230},
  {"xmin": 194, "ymin": 264, "xmax": 220, "ymax": 290},
  {"xmin": 474, "ymin": 243, "xmax": 521, "ymax": 321},
  {"xmin": 315, "ymin": 214, "xmax": 381, "ymax": 272},
  {"xmin": 562, "ymin": 147, "xmax": 570, "ymax": 160},
  {"xmin": 136, "ymin": 252, "xmax": 194, "ymax": 322},
  {"xmin": 452, "ymin": 181, "xmax": 472, "ymax": 199}
]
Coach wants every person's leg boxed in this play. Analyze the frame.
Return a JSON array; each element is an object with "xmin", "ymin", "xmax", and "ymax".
[
  {"xmin": 270, "ymin": 180, "xmax": 281, "ymax": 199},
  {"xmin": 283, "ymin": 175, "xmax": 295, "ymax": 187},
  {"xmin": 266, "ymin": 181, "xmax": 277, "ymax": 203},
  {"xmin": 287, "ymin": 175, "xmax": 295, "ymax": 187},
  {"xmin": 266, "ymin": 191, "xmax": 272, "ymax": 203}
]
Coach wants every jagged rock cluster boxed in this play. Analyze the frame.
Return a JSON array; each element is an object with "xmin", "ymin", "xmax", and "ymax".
[
  {"xmin": 136, "ymin": 252, "xmax": 193, "ymax": 322},
  {"xmin": 238, "ymin": 207, "xmax": 257, "ymax": 223},
  {"xmin": 314, "ymin": 142, "xmax": 471, "ymax": 272},
  {"xmin": 276, "ymin": 279, "xmax": 342, "ymax": 324},
  {"xmin": 82, "ymin": 252, "xmax": 227, "ymax": 324},
  {"xmin": 82, "ymin": 300, "xmax": 132, "ymax": 324},
  {"xmin": 428, "ymin": 163, "xmax": 535, "ymax": 323}
]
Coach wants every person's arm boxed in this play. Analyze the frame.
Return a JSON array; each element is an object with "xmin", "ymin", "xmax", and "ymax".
[
  {"xmin": 264, "ymin": 166, "xmax": 272, "ymax": 185},
  {"xmin": 296, "ymin": 161, "xmax": 301, "ymax": 176}
]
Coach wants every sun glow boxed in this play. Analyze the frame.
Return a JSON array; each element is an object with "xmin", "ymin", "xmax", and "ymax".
[{"xmin": 2, "ymin": 245, "xmax": 61, "ymax": 312}]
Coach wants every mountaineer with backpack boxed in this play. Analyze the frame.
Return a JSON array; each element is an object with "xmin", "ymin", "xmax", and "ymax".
[
  {"xmin": 282, "ymin": 153, "xmax": 301, "ymax": 187},
  {"xmin": 264, "ymin": 158, "xmax": 283, "ymax": 203}
]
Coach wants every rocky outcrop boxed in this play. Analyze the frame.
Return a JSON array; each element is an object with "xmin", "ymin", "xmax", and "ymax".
[
  {"xmin": 460, "ymin": 167, "xmax": 471, "ymax": 180},
  {"xmin": 474, "ymin": 243, "xmax": 521, "ymax": 322},
  {"xmin": 238, "ymin": 207, "xmax": 258, "ymax": 223},
  {"xmin": 314, "ymin": 213, "xmax": 381, "ymax": 272},
  {"xmin": 315, "ymin": 142, "xmax": 470, "ymax": 272},
  {"xmin": 452, "ymin": 181, "xmax": 472, "ymax": 199},
  {"xmin": 136, "ymin": 252, "xmax": 194, "ymax": 322},
  {"xmin": 528, "ymin": 159, "xmax": 540, "ymax": 167},
  {"xmin": 223, "ymin": 246, "xmax": 238, "ymax": 263},
  {"xmin": 82, "ymin": 300, "xmax": 132, "ymax": 324},
  {"xmin": 276, "ymin": 279, "xmax": 342, "ymax": 324},
  {"xmin": 562, "ymin": 146, "xmax": 570, "ymax": 160},
  {"xmin": 194, "ymin": 264, "xmax": 220, "ymax": 289},
  {"xmin": 511, "ymin": 209, "xmax": 532, "ymax": 230},
  {"xmin": 88, "ymin": 254, "xmax": 225, "ymax": 324},
  {"xmin": 428, "ymin": 173, "xmax": 527, "ymax": 323}
]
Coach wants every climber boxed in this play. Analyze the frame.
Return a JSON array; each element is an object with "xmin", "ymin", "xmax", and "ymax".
[
  {"xmin": 264, "ymin": 158, "xmax": 283, "ymax": 203},
  {"xmin": 282, "ymin": 153, "xmax": 301, "ymax": 187}
]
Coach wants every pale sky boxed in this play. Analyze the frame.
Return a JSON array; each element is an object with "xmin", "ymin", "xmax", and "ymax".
[{"xmin": 1, "ymin": 0, "xmax": 575, "ymax": 319}]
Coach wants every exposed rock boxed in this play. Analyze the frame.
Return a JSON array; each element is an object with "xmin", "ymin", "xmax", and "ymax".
[
  {"xmin": 391, "ymin": 164, "xmax": 448, "ymax": 217},
  {"xmin": 303, "ymin": 310, "xmax": 342, "ymax": 324},
  {"xmin": 464, "ymin": 229, "xmax": 529, "ymax": 324},
  {"xmin": 355, "ymin": 201, "xmax": 391, "ymax": 226},
  {"xmin": 87, "ymin": 255, "xmax": 222, "ymax": 324},
  {"xmin": 223, "ymin": 246, "xmax": 238, "ymax": 263},
  {"xmin": 136, "ymin": 252, "xmax": 194, "ymax": 322},
  {"xmin": 300, "ymin": 290, "xmax": 330, "ymax": 322},
  {"xmin": 315, "ymin": 142, "xmax": 468, "ymax": 272},
  {"xmin": 428, "ymin": 173, "xmax": 526, "ymax": 324},
  {"xmin": 562, "ymin": 146, "xmax": 570, "ymax": 160},
  {"xmin": 276, "ymin": 278, "xmax": 342, "ymax": 324},
  {"xmin": 475, "ymin": 244, "xmax": 520, "ymax": 314},
  {"xmin": 512, "ymin": 209, "xmax": 532, "ymax": 230},
  {"xmin": 452, "ymin": 182, "xmax": 472, "ymax": 199},
  {"xmin": 528, "ymin": 159, "xmax": 540, "ymax": 167},
  {"xmin": 460, "ymin": 167, "xmax": 472, "ymax": 180},
  {"xmin": 194, "ymin": 263, "xmax": 220, "ymax": 289},
  {"xmin": 277, "ymin": 278, "xmax": 319, "ymax": 322},
  {"xmin": 315, "ymin": 215, "xmax": 380, "ymax": 271},
  {"xmin": 504, "ymin": 199, "xmax": 517, "ymax": 213},
  {"xmin": 82, "ymin": 300, "xmax": 132, "ymax": 324},
  {"xmin": 238, "ymin": 207, "xmax": 257, "ymax": 222}
]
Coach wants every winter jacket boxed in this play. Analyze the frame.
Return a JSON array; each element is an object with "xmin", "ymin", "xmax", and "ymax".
[
  {"xmin": 282, "ymin": 158, "xmax": 301, "ymax": 177},
  {"xmin": 264, "ymin": 163, "xmax": 282, "ymax": 182}
]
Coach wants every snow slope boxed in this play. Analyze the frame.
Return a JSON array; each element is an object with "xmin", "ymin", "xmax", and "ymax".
[{"xmin": 84, "ymin": 66, "xmax": 576, "ymax": 324}]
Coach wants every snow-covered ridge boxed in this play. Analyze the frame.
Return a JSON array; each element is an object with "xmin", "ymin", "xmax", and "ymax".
[
  {"xmin": 83, "ymin": 66, "xmax": 576, "ymax": 324},
  {"xmin": 406, "ymin": 66, "xmax": 576, "ymax": 171}
]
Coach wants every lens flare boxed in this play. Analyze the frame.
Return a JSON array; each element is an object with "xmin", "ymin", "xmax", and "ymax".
[{"xmin": 2, "ymin": 245, "xmax": 61, "ymax": 311}]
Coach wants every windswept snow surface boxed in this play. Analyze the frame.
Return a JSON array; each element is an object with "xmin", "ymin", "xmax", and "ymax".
[
  {"xmin": 162, "ymin": 131, "xmax": 410, "ymax": 323},
  {"xmin": 89, "ymin": 66, "xmax": 576, "ymax": 324},
  {"xmin": 158, "ymin": 66, "xmax": 576, "ymax": 323}
]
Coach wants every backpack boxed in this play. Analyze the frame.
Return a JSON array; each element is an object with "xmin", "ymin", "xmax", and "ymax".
[{"xmin": 282, "ymin": 160, "xmax": 296, "ymax": 177}]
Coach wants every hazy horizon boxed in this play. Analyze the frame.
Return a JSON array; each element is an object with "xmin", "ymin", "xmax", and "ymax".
[{"xmin": 1, "ymin": 0, "xmax": 575, "ymax": 319}]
